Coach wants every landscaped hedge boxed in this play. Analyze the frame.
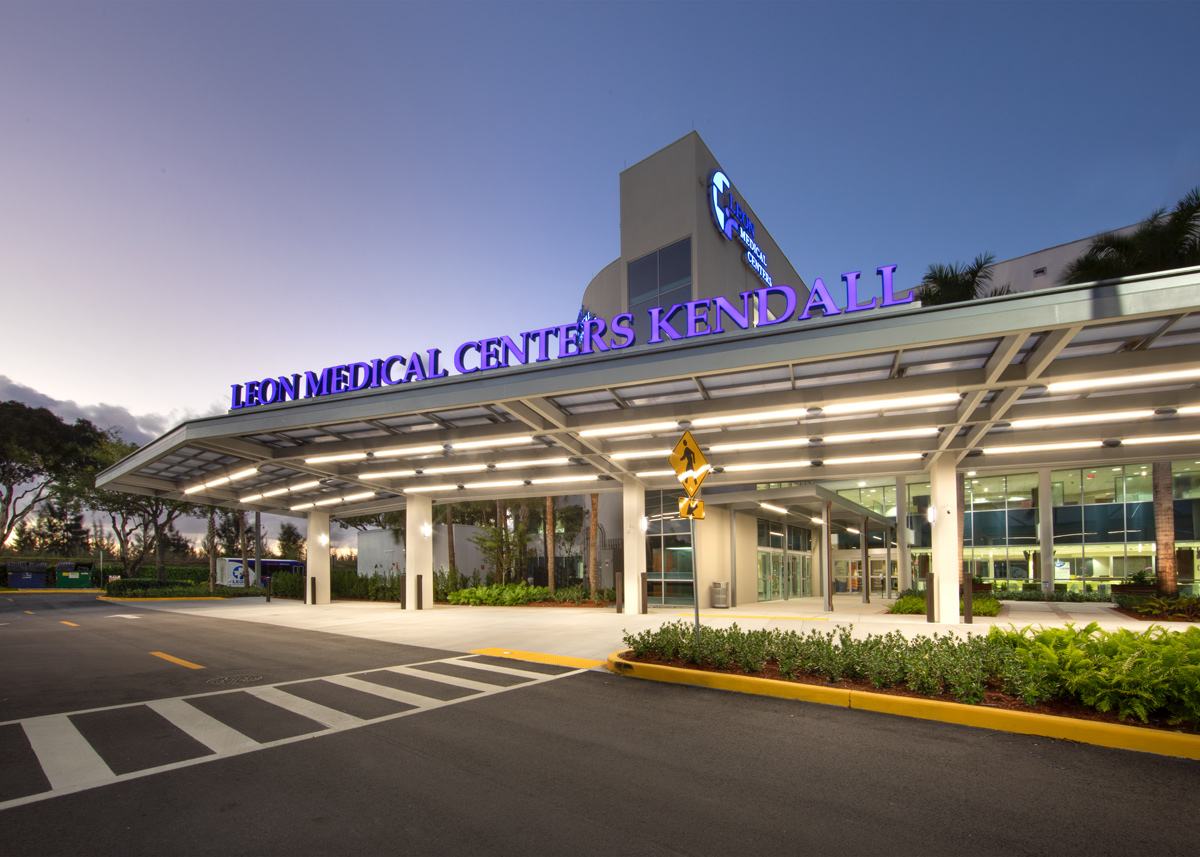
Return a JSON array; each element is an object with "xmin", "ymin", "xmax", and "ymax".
[
  {"xmin": 105, "ymin": 577, "xmax": 265, "ymax": 598},
  {"xmin": 623, "ymin": 621, "xmax": 1200, "ymax": 728},
  {"xmin": 888, "ymin": 594, "xmax": 1002, "ymax": 617}
]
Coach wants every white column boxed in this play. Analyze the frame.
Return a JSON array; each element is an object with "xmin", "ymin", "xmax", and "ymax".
[
  {"xmin": 306, "ymin": 511, "xmax": 330, "ymax": 605},
  {"xmin": 929, "ymin": 456, "xmax": 961, "ymax": 624},
  {"xmin": 622, "ymin": 477, "xmax": 646, "ymax": 614},
  {"xmin": 1038, "ymin": 467, "xmax": 1054, "ymax": 594},
  {"xmin": 405, "ymin": 494, "xmax": 434, "ymax": 610},
  {"xmin": 896, "ymin": 475, "xmax": 912, "ymax": 592}
]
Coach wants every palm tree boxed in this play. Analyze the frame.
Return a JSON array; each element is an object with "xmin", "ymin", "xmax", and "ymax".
[
  {"xmin": 914, "ymin": 252, "xmax": 1010, "ymax": 306},
  {"xmin": 1063, "ymin": 188, "xmax": 1198, "ymax": 597},
  {"xmin": 1061, "ymin": 187, "xmax": 1200, "ymax": 284}
]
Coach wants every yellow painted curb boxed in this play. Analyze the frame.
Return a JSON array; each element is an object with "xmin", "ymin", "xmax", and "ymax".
[
  {"xmin": 471, "ymin": 647, "xmax": 604, "ymax": 669},
  {"xmin": 606, "ymin": 652, "xmax": 850, "ymax": 707},
  {"xmin": 96, "ymin": 595, "xmax": 231, "ymax": 602},
  {"xmin": 698, "ymin": 613, "xmax": 829, "ymax": 621},
  {"xmin": 5, "ymin": 589, "xmax": 105, "ymax": 594},
  {"xmin": 607, "ymin": 650, "xmax": 1200, "ymax": 760}
]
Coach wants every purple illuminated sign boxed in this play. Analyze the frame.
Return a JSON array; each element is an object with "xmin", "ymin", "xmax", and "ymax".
[
  {"xmin": 710, "ymin": 170, "xmax": 772, "ymax": 286},
  {"xmin": 227, "ymin": 268, "xmax": 912, "ymax": 411}
]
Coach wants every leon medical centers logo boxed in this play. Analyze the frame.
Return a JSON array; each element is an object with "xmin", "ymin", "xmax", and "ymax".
[{"xmin": 709, "ymin": 170, "xmax": 772, "ymax": 287}]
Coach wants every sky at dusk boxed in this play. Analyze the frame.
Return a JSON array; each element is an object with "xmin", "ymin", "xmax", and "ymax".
[{"xmin": 3, "ymin": 1, "xmax": 1198, "ymax": 437}]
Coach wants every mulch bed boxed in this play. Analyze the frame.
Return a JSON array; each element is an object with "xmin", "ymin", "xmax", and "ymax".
[
  {"xmin": 1111, "ymin": 607, "xmax": 1199, "ymax": 623},
  {"xmin": 623, "ymin": 651, "xmax": 1197, "ymax": 734}
]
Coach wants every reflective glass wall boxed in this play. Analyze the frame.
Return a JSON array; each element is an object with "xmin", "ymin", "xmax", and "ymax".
[{"xmin": 644, "ymin": 490, "xmax": 694, "ymax": 606}]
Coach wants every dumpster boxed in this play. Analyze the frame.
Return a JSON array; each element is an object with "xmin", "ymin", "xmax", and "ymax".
[
  {"xmin": 7, "ymin": 562, "xmax": 48, "ymax": 588},
  {"xmin": 711, "ymin": 581, "xmax": 729, "ymax": 608},
  {"xmin": 55, "ymin": 563, "xmax": 95, "ymax": 588}
]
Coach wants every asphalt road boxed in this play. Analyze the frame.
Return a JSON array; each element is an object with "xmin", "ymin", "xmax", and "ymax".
[{"xmin": 2, "ymin": 593, "xmax": 1198, "ymax": 857}]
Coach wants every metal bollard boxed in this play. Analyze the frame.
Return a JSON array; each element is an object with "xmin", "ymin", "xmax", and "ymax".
[
  {"xmin": 615, "ymin": 571, "xmax": 624, "ymax": 614},
  {"xmin": 416, "ymin": 574, "xmax": 423, "ymax": 610},
  {"xmin": 265, "ymin": 576, "xmax": 271, "ymax": 603},
  {"xmin": 639, "ymin": 572, "xmax": 647, "ymax": 614},
  {"xmin": 963, "ymin": 580, "xmax": 973, "ymax": 624},
  {"xmin": 310, "ymin": 577, "xmax": 317, "ymax": 605},
  {"xmin": 926, "ymin": 572, "xmax": 936, "ymax": 622}
]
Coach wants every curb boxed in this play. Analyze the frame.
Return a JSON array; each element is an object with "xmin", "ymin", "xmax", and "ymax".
[
  {"xmin": 96, "ymin": 595, "xmax": 232, "ymax": 602},
  {"xmin": 606, "ymin": 651, "xmax": 1200, "ymax": 761},
  {"xmin": 3, "ymin": 589, "xmax": 105, "ymax": 594}
]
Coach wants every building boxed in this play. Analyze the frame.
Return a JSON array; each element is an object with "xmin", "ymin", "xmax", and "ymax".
[{"xmin": 98, "ymin": 132, "xmax": 1200, "ymax": 623}]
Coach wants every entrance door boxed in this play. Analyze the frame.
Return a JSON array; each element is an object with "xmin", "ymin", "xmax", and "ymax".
[
  {"xmin": 757, "ymin": 550, "xmax": 785, "ymax": 601},
  {"xmin": 786, "ymin": 554, "xmax": 809, "ymax": 598}
]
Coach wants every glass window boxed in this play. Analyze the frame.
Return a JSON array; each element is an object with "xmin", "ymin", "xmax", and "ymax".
[
  {"xmin": 1083, "ymin": 467, "xmax": 1121, "ymax": 505},
  {"xmin": 1007, "ymin": 508, "xmax": 1037, "ymax": 545},
  {"xmin": 1126, "ymin": 502, "xmax": 1154, "ymax": 542},
  {"xmin": 626, "ymin": 237, "xmax": 692, "ymax": 312},
  {"xmin": 1005, "ymin": 473, "xmax": 1038, "ymax": 509},
  {"xmin": 1124, "ymin": 465, "xmax": 1152, "ymax": 503},
  {"xmin": 1052, "ymin": 469, "xmax": 1081, "ymax": 506},
  {"xmin": 1085, "ymin": 504, "xmax": 1125, "ymax": 543},
  {"xmin": 787, "ymin": 525, "xmax": 811, "ymax": 552},
  {"xmin": 1173, "ymin": 461, "xmax": 1200, "ymax": 499}
]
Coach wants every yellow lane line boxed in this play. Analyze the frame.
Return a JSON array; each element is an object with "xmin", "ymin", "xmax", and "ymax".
[
  {"xmin": 150, "ymin": 651, "xmax": 205, "ymax": 670},
  {"xmin": 698, "ymin": 613, "xmax": 829, "ymax": 621},
  {"xmin": 24, "ymin": 611, "xmax": 34, "ymax": 615},
  {"xmin": 470, "ymin": 647, "xmax": 604, "ymax": 669},
  {"xmin": 60, "ymin": 621, "xmax": 79, "ymax": 627}
]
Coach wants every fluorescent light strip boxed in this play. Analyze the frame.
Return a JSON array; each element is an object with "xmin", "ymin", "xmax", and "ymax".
[
  {"xmin": 822, "ymin": 393, "xmax": 960, "ymax": 414},
  {"xmin": 692, "ymin": 408, "xmax": 807, "ymax": 427},
  {"xmin": 709, "ymin": 438, "xmax": 808, "ymax": 453},
  {"xmin": 1047, "ymin": 367, "xmax": 1200, "ymax": 392},
  {"xmin": 822, "ymin": 427, "xmax": 939, "ymax": 443},
  {"xmin": 723, "ymin": 461, "xmax": 811, "ymax": 472},
  {"xmin": 759, "ymin": 502, "xmax": 788, "ymax": 514},
  {"xmin": 183, "ymin": 467, "xmax": 261, "ymax": 495},
  {"xmin": 1179, "ymin": 405, "xmax": 1200, "ymax": 415},
  {"xmin": 580, "ymin": 421, "xmax": 679, "ymax": 438},
  {"xmin": 304, "ymin": 452, "xmax": 368, "ymax": 464},
  {"xmin": 983, "ymin": 441, "xmax": 1103, "ymax": 455},
  {"xmin": 634, "ymin": 469, "xmax": 675, "ymax": 478},
  {"xmin": 402, "ymin": 484, "xmax": 459, "ymax": 493},
  {"xmin": 451, "ymin": 436, "xmax": 532, "ymax": 450},
  {"xmin": 1123, "ymin": 433, "xmax": 1200, "ymax": 445},
  {"xmin": 531, "ymin": 475, "xmax": 599, "ymax": 485},
  {"xmin": 360, "ymin": 469, "xmax": 418, "ymax": 479},
  {"xmin": 462, "ymin": 479, "xmax": 525, "ymax": 489},
  {"xmin": 296, "ymin": 490, "xmax": 377, "ymax": 511},
  {"xmin": 494, "ymin": 457, "xmax": 570, "ymax": 469},
  {"xmin": 1008, "ymin": 410, "xmax": 1154, "ymax": 429},
  {"xmin": 372, "ymin": 444, "xmax": 445, "ymax": 458},
  {"xmin": 419, "ymin": 464, "xmax": 487, "ymax": 475},
  {"xmin": 610, "ymin": 449, "xmax": 671, "ymax": 460},
  {"xmin": 822, "ymin": 453, "xmax": 924, "ymax": 465},
  {"xmin": 242, "ymin": 480, "xmax": 321, "ymax": 503}
]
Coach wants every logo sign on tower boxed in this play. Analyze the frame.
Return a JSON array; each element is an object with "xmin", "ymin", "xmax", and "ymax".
[{"xmin": 709, "ymin": 170, "xmax": 772, "ymax": 287}]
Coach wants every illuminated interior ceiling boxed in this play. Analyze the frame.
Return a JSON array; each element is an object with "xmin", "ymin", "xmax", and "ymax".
[{"xmin": 97, "ymin": 267, "xmax": 1200, "ymax": 520}]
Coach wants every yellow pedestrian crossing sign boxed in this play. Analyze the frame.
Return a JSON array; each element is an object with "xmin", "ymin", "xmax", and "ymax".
[
  {"xmin": 679, "ymin": 496, "xmax": 705, "ymax": 520},
  {"xmin": 669, "ymin": 430, "xmax": 710, "ymax": 498}
]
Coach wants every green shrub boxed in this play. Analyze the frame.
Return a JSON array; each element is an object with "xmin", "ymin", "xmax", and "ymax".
[
  {"xmin": 888, "ymin": 594, "xmax": 927, "ymax": 614},
  {"xmin": 447, "ymin": 582, "xmax": 550, "ymax": 606},
  {"xmin": 621, "ymin": 620, "xmax": 1200, "ymax": 728},
  {"xmin": 106, "ymin": 578, "xmax": 264, "ymax": 599}
]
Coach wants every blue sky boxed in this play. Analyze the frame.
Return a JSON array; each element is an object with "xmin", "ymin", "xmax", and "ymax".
[{"xmin": 3, "ymin": 1, "xmax": 1198, "ymax": 435}]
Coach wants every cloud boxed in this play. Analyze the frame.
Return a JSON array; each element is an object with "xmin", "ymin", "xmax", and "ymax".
[{"xmin": 0, "ymin": 375, "xmax": 222, "ymax": 446}]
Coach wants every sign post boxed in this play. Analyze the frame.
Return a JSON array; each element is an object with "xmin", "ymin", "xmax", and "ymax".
[{"xmin": 669, "ymin": 431, "xmax": 710, "ymax": 651}]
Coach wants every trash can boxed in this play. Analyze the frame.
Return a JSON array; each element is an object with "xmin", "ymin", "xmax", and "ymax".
[{"xmin": 711, "ymin": 581, "xmax": 729, "ymax": 608}]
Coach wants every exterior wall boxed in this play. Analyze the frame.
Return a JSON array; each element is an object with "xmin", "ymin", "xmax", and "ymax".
[
  {"xmin": 733, "ymin": 511, "xmax": 759, "ymax": 607},
  {"xmin": 990, "ymin": 223, "xmax": 1139, "ymax": 294},
  {"xmin": 695, "ymin": 506, "xmax": 731, "ymax": 608},
  {"xmin": 582, "ymin": 132, "xmax": 809, "ymax": 321}
]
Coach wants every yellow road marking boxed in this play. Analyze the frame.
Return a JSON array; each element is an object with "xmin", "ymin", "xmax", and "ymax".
[
  {"xmin": 24, "ymin": 610, "xmax": 34, "ymax": 615},
  {"xmin": 470, "ymin": 647, "xmax": 604, "ymax": 669},
  {"xmin": 60, "ymin": 621, "xmax": 79, "ymax": 627},
  {"xmin": 150, "ymin": 651, "xmax": 205, "ymax": 670},
  {"xmin": 698, "ymin": 613, "xmax": 829, "ymax": 621}
]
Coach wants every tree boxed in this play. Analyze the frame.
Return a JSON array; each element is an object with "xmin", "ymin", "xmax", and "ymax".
[
  {"xmin": 206, "ymin": 507, "xmax": 218, "ymax": 594},
  {"xmin": 277, "ymin": 522, "xmax": 305, "ymax": 561},
  {"xmin": 1061, "ymin": 187, "xmax": 1200, "ymax": 284},
  {"xmin": 913, "ymin": 252, "xmax": 1010, "ymax": 306},
  {"xmin": 1060, "ymin": 188, "xmax": 1199, "ymax": 597},
  {"xmin": 31, "ymin": 500, "xmax": 92, "ymax": 556},
  {"xmin": 1153, "ymin": 462, "xmax": 1178, "ymax": 597},
  {"xmin": 445, "ymin": 503, "xmax": 455, "ymax": 573},
  {"xmin": 588, "ymin": 493, "xmax": 599, "ymax": 599},
  {"xmin": 71, "ymin": 433, "xmax": 197, "ymax": 579},
  {"xmin": 0, "ymin": 401, "xmax": 103, "ymax": 548}
]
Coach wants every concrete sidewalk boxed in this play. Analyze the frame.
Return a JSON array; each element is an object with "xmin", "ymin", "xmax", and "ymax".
[{"xmin": 116, "ymin": 593, "xmax": 1176, "ymax": 663}]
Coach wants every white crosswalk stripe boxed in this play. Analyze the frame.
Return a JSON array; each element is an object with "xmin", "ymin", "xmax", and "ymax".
[{"xmin": 1, "ymin": 656, "xmax": 586, "ymax": 812}]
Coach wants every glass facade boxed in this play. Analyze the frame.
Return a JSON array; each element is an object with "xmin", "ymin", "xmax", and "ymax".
[
  {"xmin": 644, "ymin": 489, "xmax": 695, "ymax": 606},
  {"xmin": 900, "ymin": 459, "xmax": 1200, "ymax": 594},
  {"xmin": 755, "ymin": 518, "xmax": 812, "ymax": 601}
]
